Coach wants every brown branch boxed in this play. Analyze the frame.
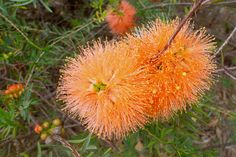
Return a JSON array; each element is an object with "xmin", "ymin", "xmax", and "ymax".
[
  {"xmin": 0, "ymin": 132, "xmax": 32, "ymax": 147},
  {"xmin": 143, "ymin": 0, "xmax": 236, "ymax": 10},
  {"xmin": 0, "ymin": 76, "xmax": 21, "ymax": 83},
  {"xmin": 143, "ymin": 2, "xmax": 192, "ymax": 10},
  {"xmin": 31, "ymin": 89, "xmax": 82, "ymax": 127},
  {"xmin": 213, "ymin": 25, "xmax": 236, "ymax": 57},
  {"xmin": 214, "ymin": 34, "xmax": 236, "ymax": 49},
  {"xmin": 102, "ymin": 139, "xmax": 120, "ymax": 151},
  {"xmin": 224, "ymin": 67, "xmax": 236, "ymax": 81},
  {"xmin": 214, "ymin": 66, "xmax": 236, "ymax": 73},
  {"xmin": 149, "ymin": 0, "xmax": 207, "ymax": 64},
  {"xmin": 51, "ymin": 135, "xmax": 81, "ymax": 157},
  {"xmin": 201, "ymin": 141, "xmax": 236, "ymax": 150}
]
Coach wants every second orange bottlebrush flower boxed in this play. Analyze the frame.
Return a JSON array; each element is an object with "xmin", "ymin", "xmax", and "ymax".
[
  {"xmin": 124, "ymin": 19, "xmax": 216, "ymax": 119},
  {"xmin": 106, "ymin": 0, "xmax": 136, "ymax": 35}
]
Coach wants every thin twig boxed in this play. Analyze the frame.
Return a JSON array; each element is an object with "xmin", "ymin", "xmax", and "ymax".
[
  {"xmin": 138, "ymin": 0, "xmax": 146, "ymax": 8},
  {"xmin": 31, "ymin": 89, "xmax": 82, "ymax": 127},
  {"xmin": 201, "ymin": 141, "xmax": 236, "ymax": 150},
  {"xmin": 149, "ymin": 0, "xmax": 207, "ymax": 63},
  {"xmin": 102, "ymin": 139, "xmax": 120, "ymax": 151},
  {"xmin": 224, "ymin": 67, "xmax": 236, "ymax": 80},
  {"xmin": 87, "ymin": 24, "xmax": 107, "ymax": 41},
  {"xmin": 142, "ymin": 0, "xmax": 236, "ymax": 10},
  {"xmin": 203, "ymin": 0, "xmax": 236, "ymax": 5},
  {"xmin": 214, "ymin": 25, "xmax": 236, "ymax": 57},
  {"xmin": 0, "ymin": 77, "xmax": 20, "ymax": 83},
  {"xmin": 0, "ymin": 12, "xmax": 42, "ymax": 50},
  {"xmin": 64, "ymin": 123, "xmax": 82, "ymax": 128},
  {"xmin": 0, "ymin": 132, "xmax": 32, "ymax": 147},
  {"xmin": 143, "ymin": 2, "xmax": 192, "ymax": 10},
  {"xmin": 214, "ymin": 34, "xmax": 236, "ymax": 48},
  {"xmin": 49, "ymin": 21, "xmax": 93, "ymax": 46},
  {"xmin": 25, "ymin": 51, "xmax": 45, "ymax": 87},
  {"xmin": 31, "ymin": 89, "xmax": 64, "ymax": 114},
  {"xmin": 23, "ymin": 142, "xmax": 38, "ymax": 153},
  {"xmin": 21, "ymin": 26, "xmax": 60, "ymax": 35},
  {"xmin": 51, "ymin": 135, "xmax": 81, "ymax": 157},
  {"xmin": 214, "ymin": 66, "xmax": 236, "ymax": 73}
]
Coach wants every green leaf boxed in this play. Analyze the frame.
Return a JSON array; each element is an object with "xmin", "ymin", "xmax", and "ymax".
[
  {"xmin": 11, "ymin": 0, "xmax": 34, "ymax": 7},
  {"xmin": 102, "ymin": 148, "xmax": 112, "ymax": 157},
  {"xmin": 68, "ymin": 138, "xmax": 87, "ymax": 144},
  {"xmin": 37, "ymin": 142, "xmax": 42, "ymax": 157},
  {"xmin": 39, "ymin": 0, "xmax": 53, "ymax": 12},
  {"xmin": 81, "ymin": 133, "xmax": 92, "ymax": 152}
]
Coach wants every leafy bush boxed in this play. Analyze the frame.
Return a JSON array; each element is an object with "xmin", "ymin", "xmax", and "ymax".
[{"xmin": 0, "ymin": 0, "xmax": 236, "ymax": 156}]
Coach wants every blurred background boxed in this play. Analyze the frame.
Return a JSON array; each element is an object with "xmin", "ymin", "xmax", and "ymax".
[{"xmin": 0, "ymin": 0, "xmax": 236, "ymax": 156}]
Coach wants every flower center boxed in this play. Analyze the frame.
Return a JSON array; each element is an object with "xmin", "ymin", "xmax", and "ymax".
[{"xmin": 93, "ymin": 82, "xmax": 107, "ymax": 92}]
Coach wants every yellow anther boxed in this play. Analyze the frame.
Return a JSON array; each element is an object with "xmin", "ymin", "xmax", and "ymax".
[
  {"xmin": 176, "ymin": 86, "xmax": 181, "ymax": 90},
  {"xmin": 182, "ymin": 72, "xmax": 187, "ymax": 76},
  {"xmin": 152, "ymin": 89, "xmax": 157, "ymax": 94}
]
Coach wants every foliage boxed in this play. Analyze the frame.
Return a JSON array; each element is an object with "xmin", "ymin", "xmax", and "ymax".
[{"xmin": 0, "ymin": 0, "xmax": 235, "ymax": 156}]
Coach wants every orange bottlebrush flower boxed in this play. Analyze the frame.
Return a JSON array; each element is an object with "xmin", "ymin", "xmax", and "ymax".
[
  {"xmin": 124, "ymin": 19, "xmax": 216, "ymax": 119},
  {"xmin": 34, "ymin": 124, "xmax": 42, "ymax": 134},
  {"xmin": 106, "ymin": 0, "xmax": 136, "ymax": 35},
  {"xmin": 4, "ymin": 83, "xmax": 24, "ymax": 99},
  {"xmin": 58, "ymin": 42, "xmax": 152, "ymax": 139}
]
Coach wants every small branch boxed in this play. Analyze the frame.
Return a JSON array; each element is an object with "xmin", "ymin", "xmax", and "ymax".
[
  {"xmin": 64, "ymin": 123, "xmax": 82, "ymax": 128},
  {"xmin": 202, "ymin": 0, "xmax": 236, "ymax": 6},
  {"xmin": 87, "ymin": 24, "xmax": 107, "ymax": 41},
  {"xmin": 49, "ymin": 21, "xmax": 93, "ymax": 46},
  {"xmin": 0, "ymin": 12, "xmax": 42, "ymax": 50},
  {"xmin": 24, "ymin": 142, "xmax": 38, "ymax": 153},
  {"xmin": 31, "ymin": 89, "xmax": 82, "ymax": 128},
  {"xmin": 0, "ymin": 132, "xmax": 32, "ymax": 147},
  {"xmin": 224, "ymin": 67, "xmax": 236, "ymax": 81},
  {"xmin": 51, "ymin": 135, "xmax": 81, "ymax": 157},
  {"xmin": 21, "ymin": 26, "xmax": 60, "ymax": 35},
  {"xmin": 149, "ymin": 0, "xmax": 207, "ymax": 63},
  {"xmin": 138, "ymin": 0, "xmax": 146, "ymax": 8},
  {"xmin": 143, "ymin": 2, "xmax": 192, "ymax": 10},
  {"xmin": 25, "ymin": 51, "xmax": 45, "ymax": 87},
  {"xmin": 102, "ymin": 139, "xmax": 120, "ymax": 151},
  {"xmin": 214, "ymin": 66, "xmax": 236, "ymax": 73},
  {"xmin": 0, "ymin": 77, "xmax": 20, "ymax": 83},
  {"xmin": 213, "ymin": 25, "xmax": 236, "ymax": 57},
  {"xmin": 201, "ymin": 141, "xmax": 236, "ymax": 150},
  {"xmin": 142, "ymin": 1, "xmax": 236, "ymax": 10},
  {"xmin": 215, "ymin": 34, "xmax": 236, "ymax": 49}
]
